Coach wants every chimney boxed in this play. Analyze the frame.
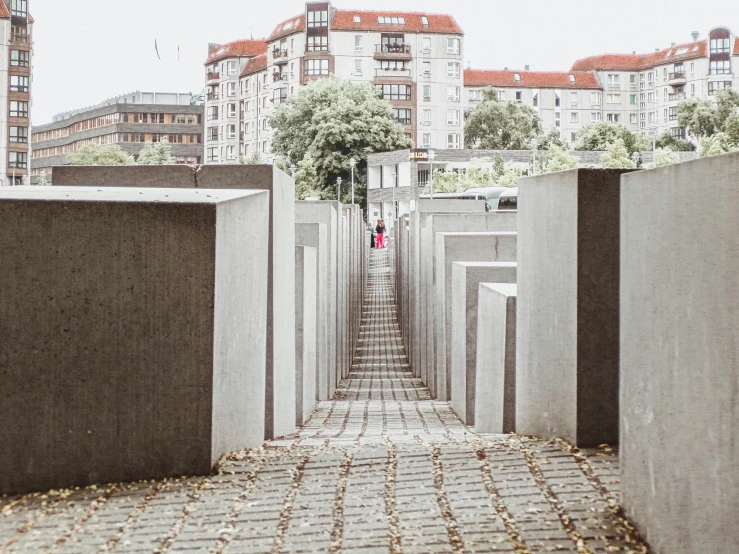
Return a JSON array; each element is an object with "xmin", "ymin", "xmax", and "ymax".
[
  {"xmin": 208, "ymin": 43, "xmax": 219, "ymax": 56},
  {"xmin": 525, "ymin": 64, "xmax": 530, "ymax": 70},
  {"xmin": 691, "ymin": 31, "xmax": 700, "ymax": 42},
  {"xmin": 671, "ymin": 42, "xmax": 676, "ymax": 47}
]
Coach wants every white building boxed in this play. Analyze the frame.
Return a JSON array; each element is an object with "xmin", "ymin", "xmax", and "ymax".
[{"xmin": 204, "ymin": 2, "xmax": 465, "ymax": 164}]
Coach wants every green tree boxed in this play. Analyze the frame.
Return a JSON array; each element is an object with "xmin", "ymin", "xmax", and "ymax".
[
  {"xmin": 699, "ymin": 132, "xmax": 737, "ymax": 157},
  {"xmin": 601, "ymin": 138, "xmax": 637, "ymax": 169},
  {"xmin": 575, "ymin": 122, "xmax": 647, "ymax": 152},
  {"xmin": 654, "ymin": 131, "xmax": 695, "ymax": 152},
  {"xmin": 647, "ymin": 148, "xmax": 680, "ymax": 168},
  {"xmin": 536, "ymin": 129, "xmax": 568, "ymax": 151},
  {"xmin": 240, "ymin": 151, "xmax": 263, "ymax": 164},
  {"xmin": 723, "ymin": 113, "xmax": 739, "ymax": 146},
  {"xmin": 68, "ymin": 144, "xmax": 135, "ymax": 165},
  {"xmin": 677, "ymin": 98, "xmax": 717, "ymax": 137},
  {"xmin": 269, "ymin": 77, "xmax": 411, "ymax": 204},
  {"xmin": 137, "ymin": 139, "xmax": 176, "ymax": 165},
  {"xmin": 543, "ymin": 144, "xmax": 578, "ymax": 173},
  {"xmin": 714, "ymin": 88, "xmax": 739, "ymax": 129},
  {"xmin": 464, "ymin": 87, "xmax": 542, "ymax": 150}
]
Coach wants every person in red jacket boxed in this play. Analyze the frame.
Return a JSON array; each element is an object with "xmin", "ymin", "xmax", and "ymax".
[{"xmin": 375, "ymin": 220, "xmax": 386, "ymax": 249}]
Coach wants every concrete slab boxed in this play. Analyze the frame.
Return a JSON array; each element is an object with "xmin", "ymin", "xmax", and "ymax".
[
  {"xmin": 620, "ymin": 153, "xmax": 739, "ymax": 553},
  {"xmin": 0, "ymin": 187, "xmax": 270, "ymax": 495},
  {"xmin": 450, "ymin": 263, "xmax": 517, "ymax": 425},
  {"xmin": 434, "ymin": 232, "xmax": 517, "ymax": 400},
  {"xmin": 296, "ymin": 223, "xmax": 329, "ymax": 401},
  {"xmin": 516, "ymin": 169, "xmax": 631, "ymax": 447},
  {"xmin": 295, "ymin": 246, "xmax": 318, "ymax": 426},
  {"xmin": 474, "ymin": 284, "xmax": 517, "ymax": 434}
]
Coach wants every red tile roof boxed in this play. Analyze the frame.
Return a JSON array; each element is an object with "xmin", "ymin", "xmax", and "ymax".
[
  {"xmin": 571, "ymin": 40, "xmax": 708, "ymax": 71},
  {"xmin": 332, "ymin": 10, "xmax": 463, "ymax": 35},
  {"xmin": 268, "ymin": 15, "xmax": 305, "ymax": 42},
  {"xmin": 205, "ymin": 39, "xmax": 267, "ymax": 65},
  {"xmin": 0, "ymin": 4, "xmax": 9, "ymax": 18},
  {"xmin": 240, "ymin": 53, "xmax": 268, "ymax": 78},
  {"xmin": 464, "ymin": 69, "xmax": 602, "ymax": 90}
]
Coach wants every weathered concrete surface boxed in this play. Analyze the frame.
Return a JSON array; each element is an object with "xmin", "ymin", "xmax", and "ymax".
[
  {"xmin": 434, "ymin": 232, "xmax": 517, "ymax": 400},
  {"xmin": 420, "ymin": 212, "xmax": 517, "ymax": 393},
  {"xmin": 475, "ymin": 284, "xmax": 518, "ymax": 434},
  {"xmin": 409, "ymin": 200, "xmax": 486, "ymax": 381},
  {"xmin": 620, "ymin": 154, "xmax": 739, "ymax": 554},
  {"xmin": 52, "ymin": 164, "xmax": 296, "ymax": 440},
  {"xmin": 516, "ymin": 169, "xmax": 629, "ymax": 448},
  {"xmin": 0, "ymin": 187, "xmax": 269, "ymax": 495},
  {"xmin": 296, "ymin": 223, "xmax": 329, "ymax": 400},
  {"xmin": 296, "ymin": 201, "xmax": 339, "ymax": 399},
  {"xmin": 295, "ymin": 246, "xmax": 317, "ymax": 426},
  {"xmin": 450, "ymin": 263, "xmax": 517, "ymax": 425}
]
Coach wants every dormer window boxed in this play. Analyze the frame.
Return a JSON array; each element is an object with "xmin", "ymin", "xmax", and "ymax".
[
  {"xmin": 421, "ymin": 16, "xmax": 429, "ymax": 26},
  {"xmin": 378, "ymin": 16, "xmax": 405, "ymax": 25},
  {"xmin": 514, "ymin": 73, "xmax": 521, "ymax": 82},
  {"xmin": 354, "ymin": 15, "xmax": 360, "ymax": 24},
  {"xmin": 569, "ymin": 74, "xmax": 576, "ymax": 83}
]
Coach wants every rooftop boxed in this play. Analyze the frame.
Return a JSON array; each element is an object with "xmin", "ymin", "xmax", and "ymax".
[
  {"xmin": 464, "ymin": 69, "xmax": 602, "ymax": 90},
  {"xmin": 332, "ymin": 10, "xmax": 463, "ymax": 35},
  {"xmin": 571, "ymin": 39, "xmax": 708, "ymax": 71},
  {"xmin": 205, "ymin": 39, "xmax": 268, "ymax": 65},
  {"xmin": 240, "ymin": 53, "xmax": 269, "ymax": 78},
  {"xmin": 47, "ymin": 92, "xmax": 203, "ymax": 124}
]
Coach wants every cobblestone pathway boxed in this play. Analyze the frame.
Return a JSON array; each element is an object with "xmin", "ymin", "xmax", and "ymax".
[{"xmin": 0, "ymin": 249, "xmax": 649, "ymax": 554}]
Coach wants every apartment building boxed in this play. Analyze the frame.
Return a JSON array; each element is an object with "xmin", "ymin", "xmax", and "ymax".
[
  {"xmin": 31, "ymin": 92, "xmax": 204, "ymax": 179},
  {"xmin": 464, "ymin": 70, "xmax": 604, "ymax": 145},
  {"xmin": 0, "ymin": 0, "xmax": 33, "ymax": 186},
  {"xmin": 464, "ymin": 26, "xmax": 739, "ymax": 145},
  {"xmin": 204, "ymin": 2, "xmax": 465, "ymax": 164}
]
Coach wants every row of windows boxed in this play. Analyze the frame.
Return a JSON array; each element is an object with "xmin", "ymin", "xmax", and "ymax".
[
  {"xmin": 9, "ymin": 151, "xmax": 27, "ymax": 168},
  {"xmin": 32, "ymin": 133, "xmax": 121, "ymax": 158},
  {"xmin": 10, "ymin": 50, "xmax": 29, "ymax": 67},
  {"xmin": 120, "ymin": 133, "xmax": 201, "ymax": 144},
  {"xmin": 10, "ymin": 75, "xmax": 28, "ymax": 93}
]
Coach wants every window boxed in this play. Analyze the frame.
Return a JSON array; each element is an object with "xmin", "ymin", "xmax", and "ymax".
[
  {"xmin": 227, "ymin": 61, "xmax": 237, "ymax": 76},
  {"xmin": 354, "ymin": 59, "xmax": 363, "ymax": 75},
  {"xmin": 570, "ymin": 112, "xmax": 578, "ymax": 123},
  {"xmin": 447, "ymin": 86, "xmax": 460, "ymax": 101},
  {"xmin": 11, "ymin": 0, "xmax": 27, "ymax": 18},
  {"xmin": 447, "ymin": 110, "xmax": 460, "ymax": 125},
  {"xmin": 207, "ymin": 147, "xmax": 218, "ymax": 162},
  {"xmin": 447, "ymin": 134, "xmax": 460, "ymax": 149},
  {"xmin": 607, "ymin": 74, "xmax": 620, "ymax": 86},
  {"xmin": 423, "ymin": 85, "xmax": 431, "ymax": 102},
  {"xmin": 515, "ymin": 91, "xmax": 523, "ymax": 102},
  {"xmin": 10, "ymin": 100, "xmax": 28, "ymax": 117},
  {"xmin": 376, "ymin": 84, "xmax": 411, "ymax": 100},
  {"xmin": 10, "ymin": 75, "xmax": 28, "ymax": 93},
  {"xmin": 514, "ymin": 73, "xmax": 521, "ymax": 82},
  {"xmin": 353, "ymin": 15, "xmax": 360, "ymax": 24},
  {"xmin": 648, "ymin": 72, "xmax": 654, "ymax": 83},
  {"xmin": 708, "ymin": 81, "xmax": 732, "ymax": 96},
  {"xmin": 10, "ymin": 50, "xmax": 29, "ymax": 67},
  {"xmin": 571, "ymin": 132, "xmax": 578, "ymax": 142},
  {"xmin": 691, "ymin": 84, "xmax": 695, "ymax": 97},
  {"xmin": 354, "ymin": 35, "xmax": 362, "ymax": 52},
  {"xmin": 630, "ymin": 94, "xmax": 637, "ymax": 104},
  {"xmin": 555, "ymin": 92, "xmax": 561, "ymax": 107},
  {"xmin": 591, "ymin": 112, "xmax": 602, "ymax": 122},
  {"xmin": 710, "ymin": 37, "xmax": 730, "ymax": 54},
  {"xmin": 607, "ymin": 94, "xmax": 621, "ymax": 104},
  {"xmin": 570, "ymin": 92, "xmax": 578, "ymax": 105},
  {"xmin": 555, "ymin": 112, "xmax": 561, "ymax": 127},
  {"xmin": 668, "ymin": 107, "xmax": 677, "ymax": 121},
  {"xmin": 227, "ymin": 103, "xmax": 237, "ymax": 117},
  {"xmin": 422, "ymin": 133, "xmax": 431, "ymax": 148},
  {"xmin": 9, "ymin": 151, "xmax": 27, "ymax": 168},
  {"xmin": 307, "ymin": 9, "xmax": 329, "ymax": 28},
  {"xmin": 648, "ymin": 92, "xmax": 654, "ymax": 103},
  {"xmin": 630, "ymin": 113, "xmax": 637, "ymax": 123},
  {"xmin": 690, "ymin": 62, "xmax": 695, "ymax": 75},
  {"xmin": 227, "ymin": 82, "xmax": 236, "ymax": 97},
  {"xmin": 569, "ymin": 74, "xmax": 576, "ymax": 84},
  {"xmin": 9, "ymin": 126, "xmax": 27, "ymax": 142},
  {"xmin": 648, "ymin": 112, "xmax": 656, "ymax": 123},
  {"xmin": 497, "ymin": 90, "xmax": 505, "ymax": 101},
  {"xmin": 422, "ymin": 37, "xmax": 431, "ymax": 53},
  {"xmin": 393, "ymin": 108, "xmax": 412, "ymax": 125},
  {"xmin": 381, "ymin": 60, "xmax": 405, "ymax": 71},
  {"xmin": 306, "ymin": 36, "xmax": 328, "ymax": 52},
  {"xmin": 447, "ymin": 62, "xmax": 460, "ymax": 78},
  {"xmin": 421, "ymin": 16, "xmax": 429, "ymax": 26},
  {"xmin": 709, "ymin": 61, "xmax": 731, "ymax": 75},
  {"xmin": 305, "ymin": 59, "xmax": 329, "ymax": 76},
  {"xmin": 532, "ymin": 93, "xmax": 538, "ymax": 107},
  {"xmin": 422, "ymin": 61, "xmax": 431, "ymax": 76},
  {"xmin": 447, "ymin": 38, "xmax": 460, "ymax": 54},
  {"xmin": 423, "ymin": 109, "xmax": 432, "ymax": 125},
  {"xmin": 227, "ymin": 124, "xmax": 236, "ymax": 139},
  {"xmin": 377, "ymin": 16, "xmax": 405, "ymax": 24},
  {"xmin": 630, "ymin": 74, "xmax": 637, "ymax": 85},
  {"xmin": 226, "ymin": 145, "xmax": 237, "ymax": 160},
  {"xmin": 607, "ymin": 113, "xmax": 621, "ymax": 123}
]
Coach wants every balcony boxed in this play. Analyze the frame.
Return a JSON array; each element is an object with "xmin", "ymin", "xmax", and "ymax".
[
  {"xmin": 206, "ymin": 92, "xmax": 219, "ymax": 101},
  {"xmin": 10, "ymin": 32, "xmax": 29, "ymax": 43},
  {"xmin": 668, "ymin": 92, "xmax": 686, "ymax": 102},
  {"xmin": 272, "ymin": 49, "xmax": 289, "ymax": 63},
  {"xmin": 374, "ymin": 44, "xmax": 412, "ymax": 61},
  {"xmin": 668, "ymin": 72, "xmax": 686, "ymax": 84},
  {"xmin": 273, "ymin": 72, "xmax": 288, "ymax": 82},
  {"xmin": 207, "ymin": 72, "xmax": 220, "ymax": 83},
  {"xmin": 374, "ymin": 68, "xmax": 411, "ymax": 79}
]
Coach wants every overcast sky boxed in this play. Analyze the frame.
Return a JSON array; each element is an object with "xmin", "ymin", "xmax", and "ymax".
[{"xmin": 31, "ymin": 0, "xmax": 738, "ymax": 124}]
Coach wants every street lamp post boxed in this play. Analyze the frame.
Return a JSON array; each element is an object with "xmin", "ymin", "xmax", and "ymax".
[
  {"xmin": 336, "ymin": 176, "xmax": 342, "ymax": 203},
  {"xmin": 428, "ymin": 149, "xmax": 435, "ymax": 199},
  {"xmin": 531, "ymin": 138, "xmax": 538, "ymax": 175},
  {"xmin": 649, "ymin": 126, "xmax": 657, "ymax": 166},
  {"xmin": 289, "ymin": 164, "xmax": 296, "ymax": 178},
  {"xmin": 349, "ymin": 157, "xmax": 356, "ymax": 204},
  {"xmin": 392, "ymin": 171, "xmax": 397, "ymax": 224}
]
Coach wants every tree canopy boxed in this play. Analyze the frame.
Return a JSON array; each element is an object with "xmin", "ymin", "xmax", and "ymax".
[
  {"xmin": 677, "ymin": 89, "xmax": 739, "ymax": 158},
  {"xmin": 137, "ymin": 139, "xmax": 176, "ymax": 165},
  {"xmin": 68, "ymin": 144, "xmax": 135, "ymax": 165},
  {"xmin": 269, "ymin": 77, "xmax": 411, "ymax": 203},
  {"xmin": 600, "ymin": 138, "xmax": 637, "ymax": 169},
  {"xmin": 421, "ymin": 156, "xmax": 526, "ymax": 193},
  {"xmin": 575, "ymin": 122, "xmax": 647, "ymax": 153},
  {"xmin": 464, "ymin": 88, "xmax": 542, "ymax": 150},
  {"xmin": 543, "ymin": 144, "xmax": 578, "ymax": 173}
]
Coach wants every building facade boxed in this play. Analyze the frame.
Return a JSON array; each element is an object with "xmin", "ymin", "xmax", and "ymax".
[
  {"xmin": 0, "ymin": 0, "xmax": 33, "ymax": 186},
  {"xmin": 31, "ymin": 92, "xmax": 204, "ymax": 179},
  {"xmin": 464, "ymin": 27, "xmax": 739, "ymax": 145},
  {"xmin": 204, "ymin": 2, "xmax": 465, "ymax": 164}
]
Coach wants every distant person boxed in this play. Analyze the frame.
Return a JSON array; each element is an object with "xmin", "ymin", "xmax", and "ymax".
[
  {"xmin": 375, "ymin": 220, "xmax": 386, "ymax": 249},
  {"xmin": 368, "ymin": 223, "xmax": 376, "ymax": 249}
]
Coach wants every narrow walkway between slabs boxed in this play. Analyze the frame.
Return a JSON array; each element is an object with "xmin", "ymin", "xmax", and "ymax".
[{"xmin": 0, "ymin": 248, "xmax": 648, "ymax": 554}]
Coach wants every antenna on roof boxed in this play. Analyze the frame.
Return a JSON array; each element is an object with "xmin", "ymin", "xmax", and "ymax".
[
  {"xmin": 249, "ymin": 24, "xmax": 253, "ymax": 40},
  {"xmin": 525, "ymin": 64, "xmax": 530, "ymax": 70}
]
